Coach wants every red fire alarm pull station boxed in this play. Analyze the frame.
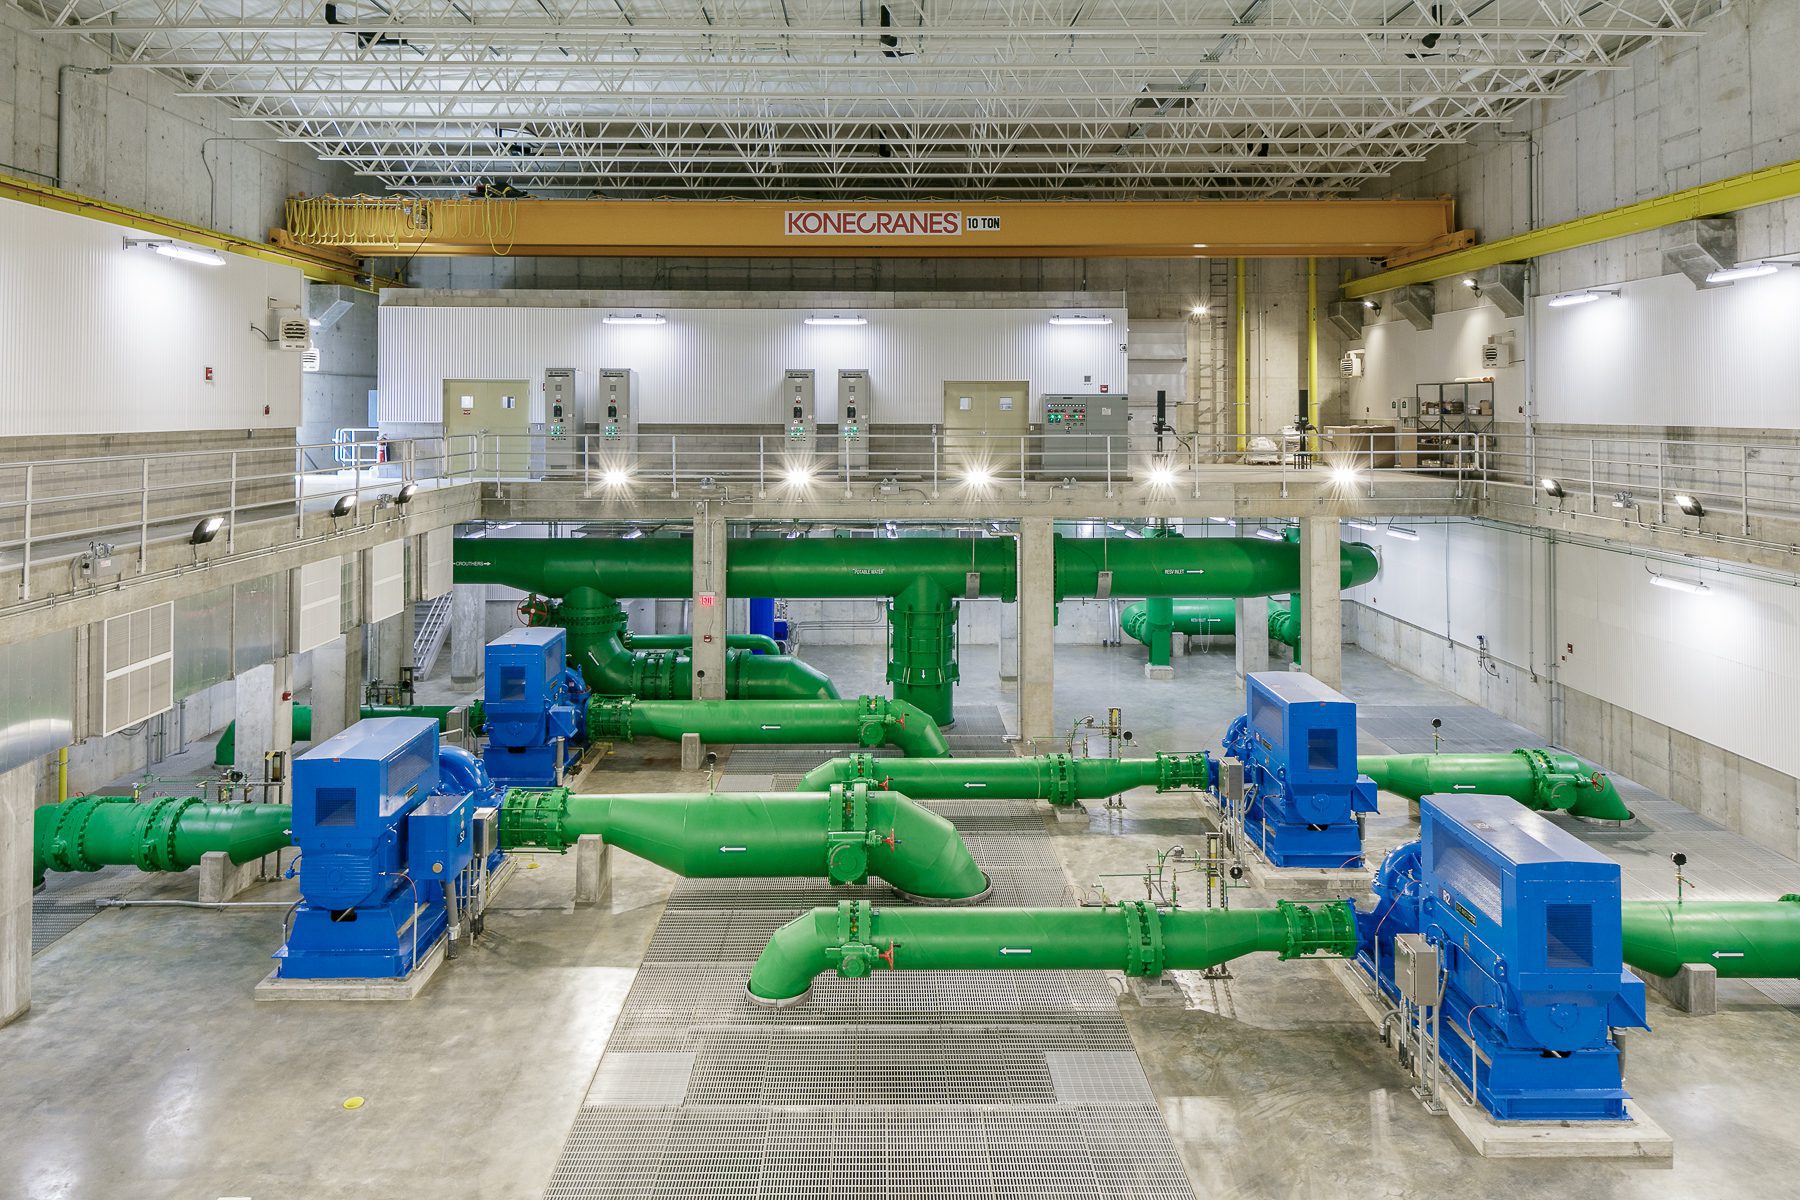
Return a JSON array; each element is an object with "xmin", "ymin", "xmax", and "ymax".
[
  {"xmin": 205, "ymin": 367, "xmax": 214, "ymax": 382},
  {"xmin": 698, "ymin": 592, "xmax": 717, "ymax": 608}
]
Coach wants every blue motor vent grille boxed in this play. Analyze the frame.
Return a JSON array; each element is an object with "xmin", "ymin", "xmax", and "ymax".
[{"xmin": 1545, "ymin": 903, "xmax": 1594, "ymax": 970}]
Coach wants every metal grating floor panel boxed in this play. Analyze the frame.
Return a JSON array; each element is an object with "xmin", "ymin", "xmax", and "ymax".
[
  {"xmin": 31, "ymin": 864, "xmax": 148, "ymax": 953},
  {"xmin": 1356, "ymin": 704, "xmax": 1543, "ymax": 754},
  {"xmin": 544, "ymin": 762, "xmax": 1196, "ymax": 1200}
]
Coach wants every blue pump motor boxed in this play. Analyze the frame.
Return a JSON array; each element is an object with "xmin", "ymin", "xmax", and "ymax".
[{"xmin": 481, "ymin": 626, "xmax": 591, "ymax": 788}]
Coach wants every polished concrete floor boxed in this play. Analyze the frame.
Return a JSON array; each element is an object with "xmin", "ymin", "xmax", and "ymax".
[{"xmin": 5, "ymin": 643, "xmax": 1799, "ymax": 1198}]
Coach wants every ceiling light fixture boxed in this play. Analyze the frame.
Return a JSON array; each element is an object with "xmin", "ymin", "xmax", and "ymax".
[
  {"xmin": 603, "ymin": 313, "xmax": 666, "ymax": 325},
  {"xmin": 1345, "ymin": 518, "xmax": 1378, "ymax": 531},
  {"xmin": 1705, "ymin": 263, "xmax": 1780, "ymax": 284},
  {"xmin": 1386, "ymin": 525, "xmax": 1420, "ymax": 541},
  {"xmin": 1254, "ymin": 527, "xmax": 1287, "ymax": 542},
  {"xmin": 1547, "ymin": 289, "xmax": 1618, "ymax": 308},
  {"xmin": 1048, "ymin": 315, "xmax": 1113, "ymax": 326},
  {"xmin": 124, "ymin": 236, "xmax": 225, "ymax": 266},
  {"xmin": 1647, "ymin": 569, "xmax": 1708, "ymax": 595},
  {"xmin": 803, "ymin": 314, "xmax": 868, "ymax": 326}
]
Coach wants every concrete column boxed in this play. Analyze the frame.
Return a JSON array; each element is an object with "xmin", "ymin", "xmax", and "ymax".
[
  {"xmin": 1234, "ymin": 595, "xmax": 1269, "ymax": 685},
  {"xmin": 450, "ymin": 584, "xmax": 486, "ymax": 684},
  {"xmin": 234, "ymin": 657, "xmax": 295, "ymax": 803},
  {"xmin": 1299, "ymin": 516, "xmax": 1343, "ymax": 690},
  {"xmin": 691, "ymin": 503, "xmax": 728, "ymax": 700},
  {"xmin": 370, "ymin": 606, "xmax": 416, "ymax": 685},
  {"xmin": 308, "ymin": 634, "xmax": 362, "ymax": 741},
  {"xmin": 996, "ymin": 599, "xmax": 1019, "ymax": 694},
  {"xmin": 1016, "ymin": 517, "xmax": 1056, "ymax": 750},
  {"xmin": 0, "ymin": 759, "xmax": 41, "ymax": 1028}
]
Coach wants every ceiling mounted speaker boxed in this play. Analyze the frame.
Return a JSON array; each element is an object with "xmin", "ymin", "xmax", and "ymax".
[{"xmin": 1662, "ymin": 217, "xmax": 1737, "ymax": 289}]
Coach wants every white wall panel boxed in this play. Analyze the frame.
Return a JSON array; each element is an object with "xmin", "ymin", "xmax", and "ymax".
[
  {"xmin": 378, "ymin": 304, "xmax": 1128, "ymax": 427},
  {"xmin": 1351, "ymin": 303, "xmax": 1524, "ymax": 424},
  {"xmin": 420, "ymin": 527, "xmax": 454, "ymax": 599},
  {"xmin": 1533, "ymin": 269, "xmax": 1800, "ymax": 429},
  {"xmin": 0, "ymin": 196, "xmax": 303, "ymax": 436},
  {"xmin": 363, "ymin": 540, "xmax": 405, "ymax": 624},
  {"xmin": 291, "ymin": 557, "xmax": 342, "ymax": 654}
]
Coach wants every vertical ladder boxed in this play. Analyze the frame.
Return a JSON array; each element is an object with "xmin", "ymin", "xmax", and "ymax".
[
  {"xmin": 1191, "ymin": 258, "xmax": 1234, "ymax": 452},
  {"xmin": 412, "ymin": 594, "xmax": 453, "ymax": 677}
]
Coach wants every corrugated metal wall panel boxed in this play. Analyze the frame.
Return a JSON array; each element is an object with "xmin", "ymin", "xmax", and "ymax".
[
  {"xmin": 0, "ymin": 196, "xmax": 303, "ymax": 435},
  {"xmin": 378, "ymin": 304, "xmax": 1128, "ymax": 427}
]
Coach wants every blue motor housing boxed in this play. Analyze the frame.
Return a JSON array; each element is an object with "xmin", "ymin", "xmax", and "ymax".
[
  {"xmin": 279, "ymin": 717, "xmax": 495, "ymax": 981},
  {"xmin": 481, "ymin": 627, "xmax": 591, "ymax": 788},
  {"xmin": 1356, "ymin": 794, "xmax": 1649, "ymax": 1122},
  {"xmin": 1217, "ymin": 672, "xmax": 1377, "ymax": 868}
]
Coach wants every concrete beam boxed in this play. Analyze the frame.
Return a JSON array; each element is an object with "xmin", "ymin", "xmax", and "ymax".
[
  {"xmin": 1299, "ymin": 516, "xmax": 1342, "ymax": 689},
  {"xmin": 1017, "ymin": 516, "xmax": 1056, "ymax": 749}
]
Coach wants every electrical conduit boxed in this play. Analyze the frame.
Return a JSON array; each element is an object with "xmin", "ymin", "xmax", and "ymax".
[
  {"xmin": 499, "ymin": 782, "xmax": 990, "ymax": 902},
  {"xmin": 747, "ymin": 898, "xmax": 1358, "ymax": 1005}
]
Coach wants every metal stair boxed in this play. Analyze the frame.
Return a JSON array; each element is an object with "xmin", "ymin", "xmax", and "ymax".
[{"xmin": 412, "ymin": 594, "xmax": 453, "ymax": 677}]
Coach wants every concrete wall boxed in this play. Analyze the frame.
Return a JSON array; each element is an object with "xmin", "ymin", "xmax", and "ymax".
[
  {"xmin": 0, "ymin": 3, "xmax": 353, "ymax": 242},
  {"xmin": 300, "ymin": 285, "xmax": 378, "ymax": 455}
]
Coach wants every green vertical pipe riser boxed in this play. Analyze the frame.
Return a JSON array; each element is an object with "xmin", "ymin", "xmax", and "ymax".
[
  {"xmin": 1621, "ymin": 897, "xmax": 1800, "ymax": 979},
  {"xmin": 498, "ymin": 784, "xmax": 989, "ymax": 901},
  {"xmin": 1356, "ymin": 749, "xmax": 1634, "ymax": 822},
  {"xmin": 1142, "ymin": 595, "xmax": 1174, "ymax": 667},
  {"xmin": 554, "ymin": 587, "xmax": 836, "ymax": 700},
  {"xmin": 747, "ymin": 898, "xmax": 1357, "ymax": 1002},
  {"xmin": 33, "ymin": 796, "xmax": 293, "ymax": 887},
  {"xmin": 796, "ymin": 751, "xmax": 1211, "ymax": 805},
  {"xmin": 587, "ymin": 695, "xmax": 950, "ymax": 757},
  {"xmin": 886, "ymin": 576, "xmax": 959, "ymax": 725}
]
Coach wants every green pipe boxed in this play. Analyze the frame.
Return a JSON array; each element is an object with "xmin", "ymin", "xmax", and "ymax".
[
  {"xmin": 213, "ymin": 704, "xmax": 468, "ymax": 767},
  {"xmin": 1357, "ymin": 749, "xmax": 1634, "ymax": 822},
  {"xmin": 33, "ymin": 796, "xmax": 292, "ymax": 888},
  {"xmin": 1621, "ymin": 897, "xmax": 1800, "ymax": 979},
  {"xmin": 457, "ymin": 534, "xmax": 1379, "ymax": 725},
  {"xmin": 626, "ymin": 632, "xmax": 783, "ymax": 655},
  {"xmin": 589, "ymin": 695, "xmax": 950, "ymax": 758},
  {"xmin": 1119, "ymin": 597, "xmax": 1301, "ymax": 652},
  {"xmin": 500, "ymin": 782, "xmax": 990, "ymax": 902},
  {"xmin": 747, "ymin": 897, "xmax": 1357, "ymax": 1005},
  {"xmin": 556, "ymin": 587, "xmax": 836, "ymax": 701},
  {"xmin": 796, "ymin": 751, "xmax": 1211, "ymax": 805}
]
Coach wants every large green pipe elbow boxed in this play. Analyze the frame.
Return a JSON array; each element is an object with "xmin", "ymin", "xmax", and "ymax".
[
  {"xmin": 499, "ymin": 784, "xmax": 989, "ymax": 902},
  {"xmin": 747, "ymin": 898, "xmax": 1356, "ymax": 1005},
  {"xmin": 589, "ymin": 696, "xmax": 950, "ymax": 757},
  {"xmin": 796, "ymin": 751, "xmax": 1211, "ymax": 805},
  {"xmin": 1622, "ymin": 897, "xmax": 1800, "ymax": 979},
  {"xmin": 1357, "ymin": 749, "xmax": 1634, "ymax": 822},
  {"xmin": 33, "ymin": 796, "xmax": 292, "ymax": 887}
]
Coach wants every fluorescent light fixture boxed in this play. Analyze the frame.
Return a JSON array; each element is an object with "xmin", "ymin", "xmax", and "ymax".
[
  {"xmin": 1209, "ymin": 516, "xmax": 1234, "ymax": 525},
  {"xmin": 1547, "ymin": 289, "xmax": 1618, "ymax": 308},
  {"xmin": 1105, "ymin": 521, "xmax": 1125, "ymax": 532},
  {"xmin": 1674, "ymin": 493, "xmax": 1705, "ymax": 517},
  {"xmin": 1345, "ymin": 518, "xmax": 1378, "ymax": 531},
  {"xmin": 1539, "ymin": 477, "xmax": 1566, "ymax": 498},
  {"xmin": 1705, "ymin": 263, "xmax": 1779, "ymax": 284},
  {"xmin": 1192, "ymin": 243, "xmax": 1208, "ymax": 249},
  {"xmin": 123, "ymin": 236, "xmax": 225, "ymax": 266},
  {"xmin": 1048, "ymin": 315, "xmax": 1113, "ymax": 325},
  {"xmin": 190, "ymin": 515, "xmax": 224, "ymax": 545},
  {"xmin": 803, "ymin": 315, "xmax": 867, "ymax": 326},
  {"xmin": 1386, "ymin": 525, "xmax": 1420, "ymax": 541},
  {"xmin": 1328, "ymin": 465, "xmax": 1360, "ymax": 486},
  {"xmin": 603, "ymin": 313, "xmax": 666, "ymax": 325},
  {"xmin": 1648, "ymin": 571, "xmax": 1708, "ymax": 595},
  {"xmin": 1254, "ymin": 527, "xmax": 1287, "ymax": 542},
  {"xmin": 621, "ymin": 527, "xmax": 643, "ymax": 540}
]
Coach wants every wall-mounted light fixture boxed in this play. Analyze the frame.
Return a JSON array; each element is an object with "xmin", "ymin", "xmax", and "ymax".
[
  {"xmin": 1539, "ymin": 477, "xmax": 1566, "ymax": 498},
  {"xmin": 1345, "ymin": 518, "xmax": 1378, "ymax": 531},
  {"xmin": 1253, "ymin": 527, "xmax": 1287, "ymax": 542},
  {"xmin": 1547, "ymin": 289, "xmax": 1620, "ymax": 308},
  {"xmin": 1704, "ymin": 262, "xmax": 1780, "ymax": 285},
  {"xmin": 1647, "ymin": 567, "xmax": 1709, "ymax": 595},
  {"xmin": 1361, "ymin": 299, "xmax": 1380, "ymax": 312},
  {"xmin": 803, "ymin": 315, "xmax": 868, "ymax": 326},
  {"xmin": 123, "ymin": 236, "xmax": 224, "ymax": 267},
  {"xmin": 1385, "ymin": 525, "xmax": 1420, "ymax": 541},
  {"xmin": 1460, "ymin": 276, "xmax": 1480, "ymax": 293},
  {"xmin": 1673, "ymin": 493, "xmax": 1705, "ymax": 517},
  {"xmin": 1190, "ymin": 303, "xmax": 1210, "ymax": 317},
  {"xmin": 603, "ymin": 313, "xmax": 666, "ymax": 325},
  {"xmin": 394, "ymin": 482, "xmax": 418, "ymax": 505},
  {"xmin": 330, "ymin": 494, "xmax": 357, "ymax": 520},
  {"xmin": 190, "ymin": 516, "xmax": 224, "ymax": 545},
  {"xmin": 1048, "ymin": 315, "xmax": 1113, "ymax": 326}
]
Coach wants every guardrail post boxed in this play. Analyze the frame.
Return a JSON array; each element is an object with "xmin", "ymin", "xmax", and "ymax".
[
  {"xmin": 228, "ymin": 451, "xmax": 238, "ymax": 551},
  {"xmin": 1657, "ymin": 441, "xmax": 1667, "ymax": 523},
  {"xmin": 138, "ymin": 458, "xmax": 150, "ymax": 573},
  {"xmin": 1742, "ymin": 444, "xmax": 1751, "ymax": 536},
  {"xmin": 21, "ymin": 463, "xmax": 33, "ymax": 601},
  {"xmin": 1588, "ymin": 442, "xmax": 1597, "ymax": 515},
  {"xmin": 931, "ymin": 432, "xmax": 940, "ymax": 499},
  {"xmin": 296, "ymin": 445, "xmax": 306, "ymax": 535},
  {"xmin": 1020, "ymin": 434, "xmax": 1029, "ymax": 499},
  {"xmin": 669, "ymin": 435, "xmax": 679, "ymax": 499}
]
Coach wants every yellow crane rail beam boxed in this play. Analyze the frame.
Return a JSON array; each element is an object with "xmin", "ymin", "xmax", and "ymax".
[
  {"xmin": 1343, "ymin": 156, "xmax": 1800, "ymax": 298},
  {"xmin": 281, "ymin": 194, "xmax": 1460, "ymax": 259}
]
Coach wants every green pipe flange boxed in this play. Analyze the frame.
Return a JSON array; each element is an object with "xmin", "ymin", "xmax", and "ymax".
[
  {"xmin": 1275, "ymin": 898, "xmax": 1358, "ymax": 960},
  {"xmin": 829, "ymin": 899, "xmax": 887, "ymax": 978},
  {"xmin": 1120, "ymin": 901, "xmax": 1166, "ymax": 977},
  {"xmin": 499, "ymin": 786, "xmax": 573, "ymax": 851},
  {"xmin": 1045, "ymin": 754, "xmax": 1075, "ymax": 807},
  {"xmin": 824, "ymin": 781, "xmax": 882, "ymax": 886}
]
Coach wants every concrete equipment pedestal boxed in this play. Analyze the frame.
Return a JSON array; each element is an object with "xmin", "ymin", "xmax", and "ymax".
[
  {"xmin": 255, "ymin": 934, "xmax": 450, "ymax": 1003},
  {"xmin": 198, "ymin": 852, "xmax": 266, "ymax": 904},
  {"xmin": 680, "ymin": 733, "xmax": 704, "ymax": 771},
  {"xmin": 1194, "ymin": 805, "xmax": 1371, "ymax": 899},
  {"xmin": 1143, "ymin": 664, "xmax": 1175, "ymax": 681},
  {"xmin": 575, "ymin": 834, "xmax": 612, "ymax": 908},
  {"xmin": 1631, "ymin": 963, "xmax": 1717, "ymax": 1015},
  {"xmin": 1326, "ymin": 959, "xmax": 1674, "ymax": 1162}
]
